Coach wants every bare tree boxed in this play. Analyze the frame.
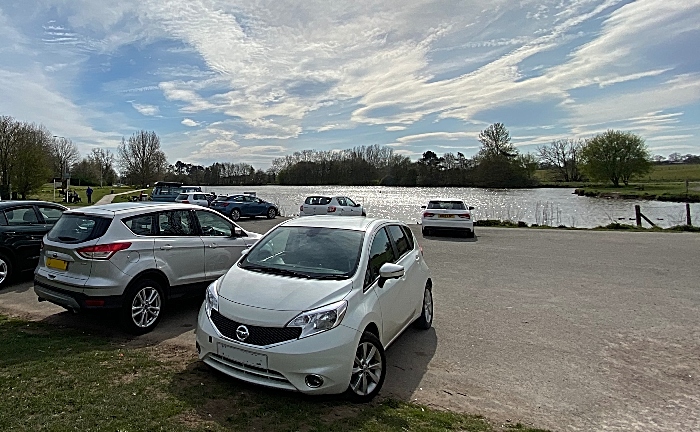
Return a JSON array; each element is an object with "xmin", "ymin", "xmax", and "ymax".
[
  {"xmin": 537, "ymin": 139, "xmax": 584, "ymax": 182},
  {"xmin": 478, "ymin": 123, "xmax": 516, "ymax": 160},
  {"xmin": 118, "ymin": 130, "xmax": 167, "ymax": 187},
  {"xmin": 50, "ymin": 136, "xmax": 80, "ymax": 180},
  {"xmin": 88, "ymin": 148, "xmax": 115, "ymax": 187}
]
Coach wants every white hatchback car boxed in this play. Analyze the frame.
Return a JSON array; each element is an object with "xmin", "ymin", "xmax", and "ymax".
[
  {"xmin": 175, "ymin": 192, "xmax": 210, "ymax": 207},
  {"xmin": 421, "ymin": 198, "xmax": 475, "ymax": 237},
  {"xmin": 299, "ymin": 196, "xmax": 366, "ymax": 217},
  {"xmin": 196, "ymin": 216, "xmax": 433, "ymax": 402}
]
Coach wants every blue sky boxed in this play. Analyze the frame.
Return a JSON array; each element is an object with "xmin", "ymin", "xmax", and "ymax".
[{"xmin": 1, "ymin": 0, "xmax": 699, "ymax": 170}]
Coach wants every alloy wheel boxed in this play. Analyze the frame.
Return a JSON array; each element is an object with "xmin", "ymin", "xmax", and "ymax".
[
  {"xmin": 423, "ymin": 288, "xmax": 433, "ymax": 323},
  {"xmin": 0, "ymin": 259, "xmax": 7, "ymax": 285},
  {"xmin": 350, "ymin": 341, "xmax": 383, "ymax": 396},
  {"xmin": 131, "ymin": 287, "xmax": 162, "ymax": 328}
]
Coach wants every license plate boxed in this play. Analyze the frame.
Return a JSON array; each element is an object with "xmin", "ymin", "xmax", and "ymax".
[
  {"xmin": 218, "ymin": 343, "xmax": 268, "ymax": 369},
  {"xmin": 46, "ymin": 257, "xmax": 68, "ymax": 271},
  {"xmin": 438, "ymin": 214, "xmax": 454, "ymax": 218}
]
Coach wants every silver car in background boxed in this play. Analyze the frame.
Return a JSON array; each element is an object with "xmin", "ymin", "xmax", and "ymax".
[
  {"xmin": 34, "ymin": 202, "xmax": 260, "ymax": 334},
  {"xmin": 299, "ymin": 195, "xmax": 366, "ymax": 217}
]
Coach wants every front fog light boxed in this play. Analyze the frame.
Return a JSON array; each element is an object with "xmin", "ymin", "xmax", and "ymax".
[{"xmin": 287, "ymin": 300, "xmax": 347, "ymax": 338}]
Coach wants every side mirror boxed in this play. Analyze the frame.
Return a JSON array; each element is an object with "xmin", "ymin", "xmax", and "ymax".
[
  {"xmin": 469, "ymin": 206, "xmax": 475, "ymax": 210},
  {"xmin": 233, "ymin": 227, "xmax": 246, "ymax": 237},
  {"xmin": 355, "ymin": 203, "xmax": 361, "ymax": 207},
  {"xmin": 420, "ymin": 205, "xmax": 426, "ymax": 209},
  {"xmin": 378, "ymin": 263, "xmax": 404, "ymax": 287}
]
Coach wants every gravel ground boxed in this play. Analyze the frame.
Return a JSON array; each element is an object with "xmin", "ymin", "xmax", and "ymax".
[{"xmin": 1, "ymin": 217, "xmax": 698, "ymax": 431}]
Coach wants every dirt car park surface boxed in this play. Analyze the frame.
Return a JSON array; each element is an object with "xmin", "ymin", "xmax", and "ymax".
[{"xmin": 1, "ymin": 217, "xmax": 698, "ymax": 431}]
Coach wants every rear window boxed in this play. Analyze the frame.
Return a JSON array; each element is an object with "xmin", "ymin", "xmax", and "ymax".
[
  {"xmin": 427, "ymin": 200, "xmax": 466, "ymax": 210},
  {"xmin": 47, "ymin": 214, "xmax": 111, "ymax": 244},
  {"xmin": 304, "ymin": 196, "xmax": 331, "ymax": 205},
  {"xmin": 123, "ymin": 214, "xmax": 155, "ymax": 236}
]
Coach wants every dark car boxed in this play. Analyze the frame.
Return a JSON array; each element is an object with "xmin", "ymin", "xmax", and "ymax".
[
  {"xmin": 0, "ymin": 201, "xmax": 67, "ymax": 287},
  {"xmin": 209, "ymin": 194, "xmax": 278, "ymax": 221}
]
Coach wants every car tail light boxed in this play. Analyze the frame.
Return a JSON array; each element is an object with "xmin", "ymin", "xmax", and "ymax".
[
  {"xmin": 300, "ymin": 205, "xmax": 304, "ymax": 212},
  {"xmin": 458, "ymin": 213, "xmax": 471, "ymax": 219},
  {"xmin": 77, "ymin": 242, "xmax": 132, "ymax": 260},
  {"xmin": 181, "ymin": 200, "xmax": 190, "ymax": 204},
  {"xmin": 85, "ymin": 299, "xmax": 105, "ymax": 307},
  {"xmin": 327, "ymin": 206, "xmax": 336, "ymax": 213},
  {"xmin": 423, "ymin": 212, "xmax": 435, "ymax": 217}
]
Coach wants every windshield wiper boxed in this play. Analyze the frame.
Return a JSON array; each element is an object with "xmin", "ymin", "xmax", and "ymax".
[
  {"xmin": 242, "ymin": 263, "xmax": 312, "ymax": 279},
  {"xmin": 314, "ymin": 274, "xmax": 349, "ymax": 280}
]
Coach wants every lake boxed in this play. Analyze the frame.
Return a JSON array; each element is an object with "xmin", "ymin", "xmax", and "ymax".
[{"xmin": 204, "ymin": 185, "xmax": 698, "ymax": 229}]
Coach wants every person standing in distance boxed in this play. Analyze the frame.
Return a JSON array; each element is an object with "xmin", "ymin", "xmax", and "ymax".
[{"xmin": 86, "ymin": 186, "xmax": 93, "ymax": 204}]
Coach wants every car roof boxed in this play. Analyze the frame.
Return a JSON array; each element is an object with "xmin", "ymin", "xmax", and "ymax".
[
  {"xmin": 428, "ymin": 198, "xmax": 465, "ymax": 202},
  {"xmin": 0, "ymin": 200, "xmax": 67, "ymax": 209},
  {"xmin": 282, "ymin": 216, "xmax": 402, "ymax": 232},
  {"xmin": 64, "ymin": 202, "xmax": 201, "ymax": 217}
]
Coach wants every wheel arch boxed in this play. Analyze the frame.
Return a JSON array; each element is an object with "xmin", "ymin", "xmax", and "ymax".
[{"xmin": 124, "ymin": 269, "xmax": 170, "ymax": 301}]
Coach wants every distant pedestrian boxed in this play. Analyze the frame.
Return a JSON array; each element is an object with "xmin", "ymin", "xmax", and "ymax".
[{"xmin": 86, "ymin": 186, "xmax": 93, "ymax": 204}]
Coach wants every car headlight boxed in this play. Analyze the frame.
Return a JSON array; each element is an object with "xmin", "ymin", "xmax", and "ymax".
[
  {"xmin": 205, "ymin": 279, "xmax": 220, "ymax": 316},
  {"xmin": 287, "ymin": 300, "xmax": 348, "ymax": 338}
]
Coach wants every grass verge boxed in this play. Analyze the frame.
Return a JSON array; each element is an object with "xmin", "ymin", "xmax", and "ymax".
[
  {"xmin": 0, "ymin": 315, "xmax": 549, "ymax": 432},
  {"xmin": 474, "ymin": 219, "xmax": 699, "ymax": 232},
  {"xmin": 28, "ymin": 184, "xmax": 137, "ymax": 207}
]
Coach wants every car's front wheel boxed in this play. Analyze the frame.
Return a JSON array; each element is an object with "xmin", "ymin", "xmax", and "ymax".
[
  {"xmin": 267, "ymin": 207, "xmax": 277, "ymax": 219},
  {"xmin": 421, "ymin": 226, "xmax": 430, "ymax": 236},
  {"xmin": 120, "ymin": 279, "xmax": 164, "ymax": 335},
  {"xmin": 346, "ymin": 332, "xmax": 386, "ymax": 403},
  {"xmin": 414, "ymin": 285, "xmax": 433, "ymax": 330},
  {"xmin": 230, "ymin": 209, "xmax": 241, "ymax": 221},
  {"xmin": 0, "ymin": 253, "xmax": 13, "ymax": 288}
]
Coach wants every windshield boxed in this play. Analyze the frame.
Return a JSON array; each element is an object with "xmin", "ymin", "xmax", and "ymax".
[
  {"xmin": 427, "ymin": 200, "xmax": 466, "ymax": 210},
  {"xmin": 240, "ymin": 226, "xmax": 364, "ymax": 280},
  {"xmin": 47, "ymin": 214, "xmax": 111, "ymax": 243}
]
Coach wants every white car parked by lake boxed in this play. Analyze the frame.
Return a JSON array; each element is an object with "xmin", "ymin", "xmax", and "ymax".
[
  {"xmin": 299, "ymin": 196, "xmax": 366, "ymax": 217},
  {"xmin": 195, "ymin": 216, "xmax": 433, "ymax": 401},
  {"xmin": 175, "ymin": 192, "xmax": 211, "ymax": 207},
  {"xmin": 421, "ymin": 198, "xmax": 475, "ymax": 237}
]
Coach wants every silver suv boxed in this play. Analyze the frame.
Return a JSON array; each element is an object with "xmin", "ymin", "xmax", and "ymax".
[{"xmin": 34, "ymin": 202, "xmax": 260, "ymax": 334}]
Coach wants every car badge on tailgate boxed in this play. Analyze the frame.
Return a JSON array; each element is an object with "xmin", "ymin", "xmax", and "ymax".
[{"xmin": 236, "ymin": 325, "xmax": 250, "ymax": 342}]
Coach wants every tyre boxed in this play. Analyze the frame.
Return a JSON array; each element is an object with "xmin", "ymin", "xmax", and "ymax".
[
  {"xmin": 0, "ymin": 253, "xmax": 13, "ymax": 288},
  {"xmin": 466, "ymin": 229, "xmax": 475, "ymax": 238},
  {"xmin": 361, "ymin": 211, "xmax": 366, "ymax": 217},
  {"xmin": 421, "ymin": 226, "xmax": 430, "ymax": 236},
  {"xmin": 120, "ymin": 279, "xmax": 164, "ymax": 335},
  {"xmin": 230, "ymin": 208, "xmax": 241, "ymax": 221},
  {"xmin": 414, "ymin": 285, "xmax": 433, "ymax": 330},
  {"xmin": 266, "ymin": 207, "xmax": 277, "ymax": 219},
  {"xmin": 346, "ymin": 331, "xmax": 386, "ymax": 403}
]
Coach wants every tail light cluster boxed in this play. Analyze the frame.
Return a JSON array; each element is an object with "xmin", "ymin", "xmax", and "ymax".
[
  {"xmin": 77, "ymin": 242, "xmax": 132, "ymax": 260},
  {"xmin": 423, "ymin": 212, "xmax": 435, "ymax": 217},
  {"xmin": 327, "ymin": 206, "xmax": 337, "ymax": 213},
  {"xmin": 458, "ymin": 213, "xmax": 471, "ymax": 219},
  {"xmin": 181, "ymin": 200, "xmax": 190, "ymax": 204},
  {"xmin": 299, "ymin": 205, "xmax": 304, "ymax": 212}
]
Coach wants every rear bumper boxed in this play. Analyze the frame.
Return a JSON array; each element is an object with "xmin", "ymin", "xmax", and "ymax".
[
  {"xmin": 422, "ymin": 219, "xmax": 474, "ymax": 231},
  {"xmin": 34, "ymin": 280, "xmax": 123, "ymax": 311}
]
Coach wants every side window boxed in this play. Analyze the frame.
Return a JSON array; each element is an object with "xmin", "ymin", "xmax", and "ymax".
[
  {"xmin": 400, "ymin": 225, "xmax": 415, "ymax": 251},
  {"xmin": 123, "ymin": 214, "xmax": 155, "ymax": 236},
  {"xmin": 345, "ymin": 197, "xmax": 357, "ymax": 207},
  {"xmin": 336, "ymin": 197, "xmax": 347, "ymax": 207},
  {"xmin": 387, "ymin": 225, "xmax": 411, "ymax": 257},
  {"xmin": 320, "ymin": 197, "xmax": 331, "ymax": 205},
  {"xmin": 4, "ymin": 207, "xmax": 39, "ymax": 225},
  {"xmin": 38, "ymin": 206, "xmax": 64, "ymax": 225},
  {"xmin": 158, "ymin": 210, "xmax": 196, "ymax": 236},
  {"xmin": 364, "ymin": 228, "xmax": 396, "ymax": 288},
  {"xmin": 196, "ymin": 211, "xmax": 233, "ymax": 237}
]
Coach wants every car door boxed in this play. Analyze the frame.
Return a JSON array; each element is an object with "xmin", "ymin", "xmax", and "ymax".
[
  {"xmin": 386, "ymin": 224, "xmax": 423, "ymax": 320},
  {"xmin": 344, "ymin": 197, "xmax": 361, "ymax": 216},
  {"xmin": 364, "ymin": 226, "xmax": 407, "ymax": 342},
  {"xmin": 154, "ymin": 210, "xmax": 206, "ymax": 293},
  {"xmin": 1, "ymin": 206, "xmax": 47, "ymax": 271},
  {"xmin": 195, "ymin": 210, "xmax": 249, "ymax": 280},
  {"xmin": 194, "ymin": 194, "xmax": 209, "ymax": 207}
]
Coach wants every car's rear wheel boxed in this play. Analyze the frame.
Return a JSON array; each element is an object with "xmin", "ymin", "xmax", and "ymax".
[
  {"xmin": 0, "ymin": 253, "xmax": 13, "ymax": 288},
  {"xmin": 120, "ymin": 279, "xmax": 164, "ymax": 335},
  {"xmin": 421, "ymin": 226, "xmax": 430, "ymax": 236},
  {"xmin": 230, "ymin": 209, "xmax": 241, "ymax": 221},
  {"xmin": 466, "ymin": 229, "xmax": 475, "ymax": 238},
  {"xmin": 346, "ymin": 332, "xmax": 386, "ymax": 403},
  {"xmin": 414, "ymin": 285, "xmax": 433, "ymax": 330},
  {"xmin": 267, "ymin": 207, "xmax": 277, "ymax": 219}
]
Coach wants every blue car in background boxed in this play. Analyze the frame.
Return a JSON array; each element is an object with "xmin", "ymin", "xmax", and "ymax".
[{"xmin": 209, "ymin": 194, "xmax": 278, "ymax": 221}]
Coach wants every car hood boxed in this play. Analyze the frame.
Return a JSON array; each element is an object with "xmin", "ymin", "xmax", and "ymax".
[{"xmin": 218, "ymin": 265, "xmax": 354, "ymax": 314}]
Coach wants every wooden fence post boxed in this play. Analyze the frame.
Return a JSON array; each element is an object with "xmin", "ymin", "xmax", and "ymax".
[
  {"xmin": 687, "ymin": 202, "xmax": 692, "ymax": 226},
  {"xmin": 635, "ymin": 205, "xmax": 642, "ymax": 227}
]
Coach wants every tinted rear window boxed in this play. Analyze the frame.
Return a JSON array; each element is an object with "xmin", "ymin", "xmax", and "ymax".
[
  {"xmin": 47, "ymin": 214, "xmax": 111, "ymax": 243},
  {"xmin": 427, "ymin": 201, "xmax": 466, "ymax": 210},
  {"xmin": 304, "ymin": 196, "xmax": 331, "ymax": 205}
]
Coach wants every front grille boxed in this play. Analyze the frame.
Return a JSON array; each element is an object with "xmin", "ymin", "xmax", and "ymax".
[{"xmin": 210, "ymin": 310, "xmax": 301, "ymax": 346}]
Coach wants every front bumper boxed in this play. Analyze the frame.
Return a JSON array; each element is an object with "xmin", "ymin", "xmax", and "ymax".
[{"xmin": 196, "ymin": 304, "xmax": 360, "ymax": 395}]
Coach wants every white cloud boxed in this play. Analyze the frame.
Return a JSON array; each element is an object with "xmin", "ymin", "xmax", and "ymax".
[
  {"xmin": 130, "ymin": 102, "xmax": 160, "ymax": 116},
  {"xmin": 386, "ymin": 125, "xmax": 407, "ymax": 131},
  {"xmin": 395, "ymin": 131, "xmax": 479, "ymax": 145},
  {"xmin": 181, "ymin": 118, "xmax": 199, "ymax": 127}
]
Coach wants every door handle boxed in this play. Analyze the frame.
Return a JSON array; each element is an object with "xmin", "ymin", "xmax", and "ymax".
[{"xmin": 160, "ymin": 245, "xmax": 173, "ymax": 250}]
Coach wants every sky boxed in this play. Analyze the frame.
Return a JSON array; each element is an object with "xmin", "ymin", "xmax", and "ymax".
[{"xmin": 1, "ymin": 0, "xmax": 699, "ymax": 170}]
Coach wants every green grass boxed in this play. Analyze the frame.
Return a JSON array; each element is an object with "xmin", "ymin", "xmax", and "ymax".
[
  {"xmin": 0, "ymin": 315, "xmax": 549, "ymax": 432},
  {"xmin": 28, "ymin": 184, "xmax": 138, "ymax": 207},
  {"xmin": 635, "ymin": 164, "xmax": 700, "ymax": 182}
]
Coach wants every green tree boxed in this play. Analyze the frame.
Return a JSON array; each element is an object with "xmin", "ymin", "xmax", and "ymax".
[
  {"xmin": 13, "ymin": 122, "xmax": 53, "ymax": 198},
  {"xmin": 581, "ymin": 130, "xmax": 652, "ymax": 186},
  {"xmin": 478, "ymin": 122, "xmax": 516, "ymax": 160}
]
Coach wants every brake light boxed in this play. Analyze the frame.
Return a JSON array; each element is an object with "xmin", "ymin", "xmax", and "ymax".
[
  {"xmin": 300, "ymin": 205, "xmax": 304, "ymax": 212},
  {"xmin": 77, "ymin": 242, "xmax": 132, "ymax": 260},
  {"xmin": 85, "ymin": 299, "xmax": 105, "ymax": 307},
  {"xmin": 328, "ymin": 206, "xmax": 336, "ymax": 213},
  {"xmin": 423, "ymin": 212, "xmax": 435, "ymax": 217},
  {"xmin": 458, "ymin": 213, "xmax": 471, "ymax": 219},
  {"xmin": 181, "ymin": 200, "xmax": 190, "ymax": 204}
]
